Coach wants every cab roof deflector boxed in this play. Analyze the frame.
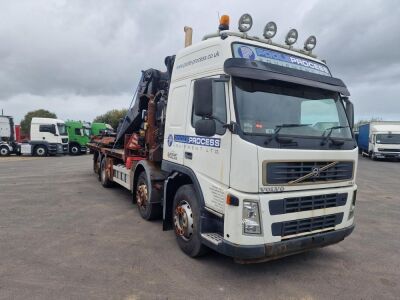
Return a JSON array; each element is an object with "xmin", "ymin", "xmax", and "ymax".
[{"xmin": 224, "ymin": 58, "xmax": 350, "ymax": 96}]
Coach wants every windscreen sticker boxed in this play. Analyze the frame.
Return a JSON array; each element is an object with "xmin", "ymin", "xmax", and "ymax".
[
  {"xmin": 232, "ymin": 43, "xmax": 331, "ymax": 77},
  {"xmin": 171, "ymin": 134, "xmax": 221, "ymax": 148}
]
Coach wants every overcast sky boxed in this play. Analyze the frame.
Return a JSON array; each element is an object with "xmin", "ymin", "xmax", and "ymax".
[{"xmin": 1, "ymin": 0, "xmax": 399, "ymax": 123}]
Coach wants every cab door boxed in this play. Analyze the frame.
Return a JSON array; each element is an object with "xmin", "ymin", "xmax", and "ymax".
[
  {"xmin": 38, "ymin": 124, "xmax": 57, "ymax": 142},
  {"xmin": 183, "ymin": 78, "xmax": 231, "ymax": 213}
]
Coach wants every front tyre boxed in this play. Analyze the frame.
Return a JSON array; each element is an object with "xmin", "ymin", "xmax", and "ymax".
[
  {"xmin": 34, "ymin": 145, "xmax": 47, "ymax": 157},
  {"xmin": 173, "ymin": 184, "xmax": 208, "ymax": 257},
  {"xmin": 69, "ymin": 144, "xmax": 81, "ymax": 155}
]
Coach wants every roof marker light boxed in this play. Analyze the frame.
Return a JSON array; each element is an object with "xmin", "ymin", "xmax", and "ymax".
[
  {"xmin": 285, "ymin": 28, "xmax": 298, "ymax": 46},
  {"xmin": 304, "ymin": 35, "xmax": 317, "ymax": 51},
  {"xmin": 263, "ymin": 21, "xmax": 277, "ymax": 39},
  {"xmin": 238, "ymin": 13, "xmax": 253, "ymax": 32}
]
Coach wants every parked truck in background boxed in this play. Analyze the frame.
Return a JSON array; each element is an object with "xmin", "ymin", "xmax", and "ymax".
[
  {"xmin": 20, "ymin": 117, "xmax": 69, "ymax": 156},
  {"xmin": 0, "ymin": 115, "xmax": 19, "ymax": 156},
  {"xmin": 91, "ymin": 122, "xmax": 113, "ymax": 137},
  {"xmin": 88, "ymin": 14, "xmax": 358, "ymax": 262},
  {"xmin": 1, "ymin": 116, "xmax": 69, "ymax": 156},
  {"xmin": 358, "ymin": 121, "xmax": 400, "ymax": 160},
  {"xmin": 66, "ymin": 120, "xmax": 91, "ymax": 155}
]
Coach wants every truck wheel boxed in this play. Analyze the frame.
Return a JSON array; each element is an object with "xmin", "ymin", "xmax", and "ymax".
[
  {"xmin": 370, "ymin": 152, "xmax": 377, "ymax": 161},
  {"xmin": 100, "ymin": 157, "xmax": 114, "ymax": 188},
  {"xmin": 34, "ymin": 145, "xmax": 47, "ymax": 157},
  {"xmin": 173, "ymin": 184, "xmax": 208, "ymax": 257},
  {"xmin": 69, "ymin": 144, "xmax": 81, "ymax": 155},
  {"xmin": 135, "ymin": 172, "xmax": 162, "ymax": 220},
  {"xmin": 0, "ymin": 146, "xmax": 10, "ymax": 156},
  {"xmin": 94, "ymin": 153, "xmax": 102, "ymax": 181}
]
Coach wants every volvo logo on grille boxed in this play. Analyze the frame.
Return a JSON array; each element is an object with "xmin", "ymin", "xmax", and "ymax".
[
  {"xmin": 311, "ymin": 167, "xmax": 321, "ymax": 177},
  {"xmin": 287, "ymin": 161, "xmax": 339, "ymax": 185}
]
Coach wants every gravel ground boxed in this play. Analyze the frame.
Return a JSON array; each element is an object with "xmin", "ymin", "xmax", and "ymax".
[{"xmin": 0, "ymin": 155, "xmax": 399, "ymax": 299}]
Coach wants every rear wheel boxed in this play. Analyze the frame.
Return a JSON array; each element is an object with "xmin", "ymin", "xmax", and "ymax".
[
  {"xmin": 69, "ymin": 144, "xmax": 81, "ymax": 155},
  {"xmin": 135, "ymin": 172, "xmax": 162, "ymax": 220},
  {"xmin": 34, "ymin": 145, "xmax": 47, "ymax": 157},
  {"xmin": 94, "ymin": 153, "xmax": 102, "ymax": 180},
  {"xmin": 100, "ymin": 157, "xmax": 114, "ymax": 188},
  {"xmin": 173, "ymin": 184, "xmax": 208, "ymax": 257},
  {"xmin": 0, "ymin": 146, "xmax": 10, "ymax": 156}
]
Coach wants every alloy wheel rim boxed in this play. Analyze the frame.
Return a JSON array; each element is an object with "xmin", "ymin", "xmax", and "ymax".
[{"xmin": 174, "ymin": 200, "xmax": 194, "ymax": 241}]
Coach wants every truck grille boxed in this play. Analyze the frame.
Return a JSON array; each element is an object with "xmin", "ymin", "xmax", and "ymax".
[
  {"xmin": 378, "ymin": 148, "xmax": 400, "ymax": 152},
  {"xmin": 271, "ymin": 213, "xmax": 343, "ymax": 237},
  {"xmin": 265, "ymin": 161, "xmax": 353, "ymax": 185},
  {"xmin": 269, "ymin": 193, "xmax": 347, "ymax": 215}
]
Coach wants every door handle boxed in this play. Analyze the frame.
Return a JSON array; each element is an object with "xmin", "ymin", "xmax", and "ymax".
[{"xmin": 185, "ymin": 152, "xmax": 193, "ymax": 160}]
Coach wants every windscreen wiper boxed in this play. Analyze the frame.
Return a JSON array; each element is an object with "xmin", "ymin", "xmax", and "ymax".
[
  {"xmin": 266, "ymin": 124, "xmax": 311, "ymax": 144},
  {"xmin": 320, "ymin": 126, "xmax": 349, "ymax": 146}
]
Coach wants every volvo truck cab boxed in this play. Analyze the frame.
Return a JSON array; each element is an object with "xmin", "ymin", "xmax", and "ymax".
[
  {"xmin": 162, "ymin": 16, "xmax": 357, "ymax": 261},
  {"xmin": 89, "ymin": 14, "xmax": 357, "ymax": 262}
]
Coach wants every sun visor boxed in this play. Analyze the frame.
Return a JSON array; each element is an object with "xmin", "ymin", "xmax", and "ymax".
[{"xmin": 224, "ymin": 58, "xmax": 350, "ymax": 96}]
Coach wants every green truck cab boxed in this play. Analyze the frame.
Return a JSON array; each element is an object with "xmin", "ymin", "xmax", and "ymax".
[
  {"xmin": 91, "ymin": 122, "xmax": 113, "ymax": 136},
  {"xmin": 66, "ymin": 120, "xmax": 91, "ymax": 155}
]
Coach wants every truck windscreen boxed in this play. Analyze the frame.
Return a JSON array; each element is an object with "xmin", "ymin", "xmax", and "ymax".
[
  {"xmin": 233, "ymin": 78, "xmax": 352, "ymax": 139},
  {"xmin": 376, "ymin": 134, "xmax": 400, "ymax": 144},
  {"xmin": 57, "ymin": 123, "xmax": 68, "ymax": 136}
]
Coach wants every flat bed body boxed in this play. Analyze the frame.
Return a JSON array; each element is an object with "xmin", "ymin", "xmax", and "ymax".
[{"xmin": 87, "ymin": 142, "xmax": 125, "ymax": 161}]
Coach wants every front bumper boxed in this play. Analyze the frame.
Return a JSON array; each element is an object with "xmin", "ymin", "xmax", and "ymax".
[
  {"xmin": 374, "ymin": 151, "xmax": 400, "ymax": 158},
  {"xmin": 204, "ymin": 225, "xmax": 354, "ymax": 262}
]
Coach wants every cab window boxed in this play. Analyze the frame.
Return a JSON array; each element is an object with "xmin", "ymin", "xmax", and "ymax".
[{"xmin": 39, "ymin": 125, "xmax": 52, "ymax": 133}]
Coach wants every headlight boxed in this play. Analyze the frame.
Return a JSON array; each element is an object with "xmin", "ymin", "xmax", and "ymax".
[{"xmin": 242, "ymin": 200, "xmax": 261, "ymax": 234}]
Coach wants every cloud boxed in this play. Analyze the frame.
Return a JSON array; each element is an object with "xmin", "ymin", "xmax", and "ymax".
[{"xmin": 0, "ymin": 0, "xmax": 399, "ymax": 122}]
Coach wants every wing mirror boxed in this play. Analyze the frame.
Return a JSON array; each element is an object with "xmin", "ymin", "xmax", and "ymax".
[
  {"xmin": 193, "ymin": 78, "xmax": 216, "ymax": 137},
  {"xmin": 342, "ymin": 97, "xmax": 354, "ymax": 129}
]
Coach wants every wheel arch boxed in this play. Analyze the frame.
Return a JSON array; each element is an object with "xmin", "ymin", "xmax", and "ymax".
[
  {"xmin": 161, "ymin": 161, "xmax": 206, "ymax": 231},
  {"xmin": 131, "ymin": 160, "xmax": 166, "ymax": 204}
]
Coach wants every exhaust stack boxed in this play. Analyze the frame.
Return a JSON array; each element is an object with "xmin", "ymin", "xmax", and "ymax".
[{"xmin": 184, "ymin": 26, "xmax": 193, "ymax": 47}]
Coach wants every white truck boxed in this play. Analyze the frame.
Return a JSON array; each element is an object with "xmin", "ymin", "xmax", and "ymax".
[
  {"xmin": 0, "ymin": 115, "xmax": 18, "ymax": 156},
  {"xmin": 20, "ymin": 117, "xmax": 69, "ymax": 156},
  {"xmin": 89, "ymin": 14, "xmax": 358, "ymax": 262},
  {"xmin": 0, "ymin": 116, "xmax": 69, "ymax": 156},
  {"xmin": 358, "ymin": 121, "xmax": 400, "ymax": 160}
]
